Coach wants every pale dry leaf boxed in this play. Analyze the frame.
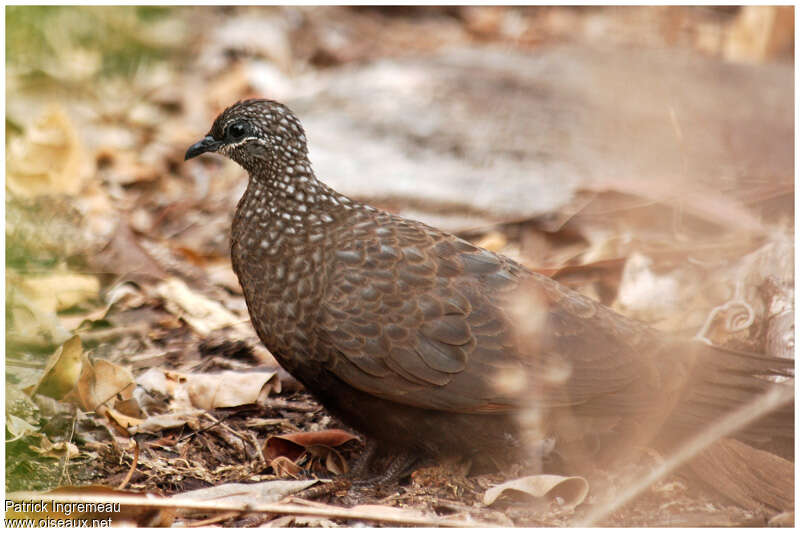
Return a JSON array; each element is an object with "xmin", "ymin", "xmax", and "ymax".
[
  {"xmin": 129, "ymin": 409, "xmax": 205, "ymax": 434},
  {"xmin": 483, "ymin": 474, "xmax": 589, "ymax": 509},
  {"xmin": 129, "ymin": 207, "xmax": 154, "ymax": 233},
  {"xmin": 32, "ymin": 335, "xmax": 84, "ymax": 400},
  {"xmin": 736, "ymin": 238, "xmax": 793, "ymax": 288},
  {"xmin": 59, "ymin": 313, "xmax": 103, "ymax": 334},
  {"xmin": 177, "ymin": 480, "xmax": 320, "ymax": 504},
  {"xmin": 270, "ymin": 456, "xmax": 303, "ymax": 479},
  {"xmin": 30, "ymin": 436, "xmax": 81, "ymax": 460},
  {"xmin": 735, "ymin": 239, "xmax": 794, "ymax": 356},
  {"xmin": 7, "ymin": 106, "xmax": 93, "ymax": 198},
  {"xmin": 205, "ymin": 262, "xmax": 243, "ymax": 294},
  {"xmin": 348, "ymin": 504, "xmax": 438, "ymax": 523},
  {"xmin": 185, "ymin": 369, "xmax": 280, "ymax": 410},
  {"xmin": 614, "ymin": 252, "xmax": 684, "ymax": 323},
  {"xmin": 72, "ymin": 180, "xmax": 117, "ymax": 245},
  {"xmin": 137, "ymin": 368, "xmax": 279, "ymax": 411},
  {"xmin": 114, "ymin": 397, "xmax": 145, "ymax": 419},
  {"xmin": 97, "ymin": 148, "xmax": 162, "ymax": 185},
  {"xmin": 155, "ymin": 277, "xmax": 240, "ymax": 336},
  {"xmin": 322, "ymin": 446, "xmax": 349, "ymax": 476},
  {"xmin": 90, "ymin": 359, "xmax": 136, "ymax": 402},
  {"xmin": 6, "ymin": 414, "xmax": 41, "ymax": 441},
  {"xmin": 135, "ymin": 367, "xmax": 172, "ymax": 398},
  {"xmin": 6, "ymin": 383, "xmax": 41, "ymax": 422},
  {"xmin": 128, "ymin": 102, "xmax": 162, "ymax": 128},
  {"xmin": 63, "ymin": 282, "xmax": 145, "ymax": 331},
  {"xmin": 6, "ymin": 287, "xmax": 71, "ymax": 346},
  {"xmin": 15, "ymin": 271, "xmax": 101, "ymax": 315},
  {"xmin": 43, "ymin": 46, "xmax": 102, "ymax": 82},
  {"xmin": 139, "ymin": 369, "xmax": 194, "ymax": 411},
  {"xmin": 104, "ymin": 406, "xmax": 145, "ymax": 431},
  {"xmin": 69, "ymin": 354, "xmax": 136, "ymax": 412}
]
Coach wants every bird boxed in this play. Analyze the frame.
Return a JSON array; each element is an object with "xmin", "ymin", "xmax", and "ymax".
[{"xmin": 185, "ymin": 99, "xmax": 793, "ymax": 479}]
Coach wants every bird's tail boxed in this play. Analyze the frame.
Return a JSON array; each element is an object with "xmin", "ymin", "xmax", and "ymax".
[{"xmin": 663, "ymin": 343, "xmax": 793, "ymax": 451}]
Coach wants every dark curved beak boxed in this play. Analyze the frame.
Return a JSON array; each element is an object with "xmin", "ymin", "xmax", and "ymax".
[{"xmin": 184, "ymin": 136, "xmax": 222, "ymax": 161}]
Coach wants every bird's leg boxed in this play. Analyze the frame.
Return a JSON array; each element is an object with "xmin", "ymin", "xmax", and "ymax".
[
  {"xmin": 351, "ymin": 450, "xmax": 420, "ymax": 488},
  {"xmin": 290, "ymin": 441, "xmax": 389, "ymax": 502},
  {"xmin": 336, "ymin": 449, "xmax": 420, "ymax": 506},
  {"xmin": 346, "ymin": 440, "xmax": 421, "ymax": 487},
  {"xmin": 347, "ymin": 439, "xmax": 379, "ymax": 479}
]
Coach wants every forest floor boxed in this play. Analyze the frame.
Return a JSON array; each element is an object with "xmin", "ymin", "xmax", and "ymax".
[{"xmin": 6, "ymin": 6, "xmax": 794, "ymax": 527}]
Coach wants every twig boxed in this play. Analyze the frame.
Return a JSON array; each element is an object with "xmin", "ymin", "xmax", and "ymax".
[
  {"xmin": 116, "ymin": 439, "xmax": 140, "ymax": 490},
  {"xmin": 576, "ymin": 385, "xmax": 793, "ymax": 527},
  {"xmin": 291, "ymin": 478, "xmax": 350, "ymax": 500},
  {"xmin": 58, "ymin": 408, "xmax": 78, "ymax": 486},
  {"xmin": 203, "ymin": 412, "xmax": 249, "ymax": 442},
  {"xmin": 246, "ymin": 430, "xmax": 266, "ymax": 464},
  {"xmin": 178, "ymin": 412, "xmax": 231, "ymax": 443},
  {"xmin": 261, "ymin": 397, "xmax": 321, "ymax": 412},
  {"xmin": 6, "ymin": 491, "xmax": 496, "ymax": 527}
]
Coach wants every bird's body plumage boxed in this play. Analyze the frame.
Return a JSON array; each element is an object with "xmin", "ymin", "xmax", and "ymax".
[{"xmin": 186, "ymin": 99, "xmax": 793, "ymax": 471}]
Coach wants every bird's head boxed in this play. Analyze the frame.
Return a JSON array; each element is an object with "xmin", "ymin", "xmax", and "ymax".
[{"xmin": 184, "ymin": 99, "xmax": 308, "ymax": 173}]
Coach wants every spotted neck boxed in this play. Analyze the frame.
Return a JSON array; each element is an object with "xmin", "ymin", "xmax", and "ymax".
[{"xmin": 230, "ymin": 158, "xmax": 359, "ymax": 268}]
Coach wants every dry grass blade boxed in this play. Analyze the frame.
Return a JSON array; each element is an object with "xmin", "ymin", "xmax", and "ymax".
[
  {"xmin": 577, "ymin": 385, "xmax": 793, "ymax": 526},
  {"xmin": 116, "ymin": 440, "xmax": 139, "ymax": 490},
  {"xmin": 7, "ymin": 491, "xmax": 498, "ymax": 527}
]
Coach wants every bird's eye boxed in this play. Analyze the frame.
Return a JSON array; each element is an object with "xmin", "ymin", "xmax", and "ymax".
[{"xmin": 227, "ymin": 123, "xmax": 247, "ymax": 140}]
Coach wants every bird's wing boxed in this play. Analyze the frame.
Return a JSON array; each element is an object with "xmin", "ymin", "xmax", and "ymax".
[{"xmin": 317, "ymin": 213, "xmax": 662, "ymax": 414}]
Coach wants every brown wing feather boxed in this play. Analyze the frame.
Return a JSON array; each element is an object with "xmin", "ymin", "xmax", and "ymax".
[{"xmin": 317, "ymin": 212, "xmax": 666, "ymax": 416}]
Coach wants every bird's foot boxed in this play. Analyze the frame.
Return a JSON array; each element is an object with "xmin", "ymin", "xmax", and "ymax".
[
  {"xmin": 337, "ymin": 449, "xmax": 421, "ymax": 505},
  {"xmin": 349, "ymin": 450, "xmax": 420, "ymax": 489},
  {"xmin": 342, "ymin": 452, "xmax": 419, "ymax": 506},
  {"xmin": 344, "ymin": 439, "xmax": 421, "ymax": 488},
  {"xmin": 292, "ymin": 446, "xmax": 420, "ymax": 503}
]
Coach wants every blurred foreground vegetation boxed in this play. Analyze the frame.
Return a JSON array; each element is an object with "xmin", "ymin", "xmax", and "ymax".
[{"xmin": 7, "ymin": 6, "xmax": 181, "ymax": 80}]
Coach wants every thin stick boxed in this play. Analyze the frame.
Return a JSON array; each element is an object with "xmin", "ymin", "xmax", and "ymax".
[
  {"xmin": 58, "ymin": 408, "xmax": 78, "ymax": 486},
  {"xmin": 116, "ymin": 440, "xmax": 140, "ymax": 490},
  {"xmin": 6, "ymin": 491, "xmax": 495, "ymax": 527}
]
